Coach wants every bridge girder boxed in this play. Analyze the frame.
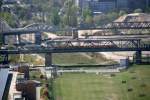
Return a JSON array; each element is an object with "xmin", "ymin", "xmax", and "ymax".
[
  {"xmin": 44, "ymin": 38, "xmax": 148, "ymax": 49},
  {"xmin": 1, "ymin": 22, "xmax": 150, "ymax": 35},
  {"xmin": 0, "ymin": 38, "xmax": 150, "ymax": 54},
  {"xmin": 102, "ymin": 22, "xmax": 150, "ymax": 29}
]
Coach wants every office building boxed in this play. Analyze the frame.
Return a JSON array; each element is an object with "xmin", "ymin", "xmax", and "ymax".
[{"xmin": 75, "ymin": 0, "xmax": 150, "ymax": 13}]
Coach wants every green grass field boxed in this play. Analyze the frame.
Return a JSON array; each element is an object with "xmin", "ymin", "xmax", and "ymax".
[
  {"xmin": 53, "ymin": 65, "xmax": 150, "ymax": 100},
  {"xmin": 52, "ymin": 53, "xmax": 114, "ymax": 65},
  {"xmin": 21, "ymin": 53, "xmax": 115, "ymax": 66},
  {"xmin": 53, "ymin": 53, "xmax": 97, "ymax": 65}
]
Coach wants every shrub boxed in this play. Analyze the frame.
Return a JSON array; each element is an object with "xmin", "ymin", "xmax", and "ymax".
[
  {"xmin": 140, "ymin": 84, "xmax": 146, "ymax": 87},
  {"xmin": 127, "ymin": 88, "xmax": 133, "ymax": 92},
  {"xmin": 131, "ymin": 77, "xmax": 136, "ymax": 80},
  {"xmin": 110, "ymin": 74, "xmax": 116, "ymax": 77},
  {"xmin": 134, "ymin": 8, "xmax": 143, "ymax": 13},
  {"xmin": 40, "ymin": 74, "xmax": 44, "ymax": 79},
  {"xmin": 139, "ymin": 94, "xmax": 146, "ymax": 97},
  {"xmin": 122, "ymin": 81, "xmax": 126, "ymax": 84},
  {"xmin": 32, "ymin": 75, "xmax": 36, "ymax": 79},
  {"xmin": 43, "ymin": 88, "xmax": 49, "ymax": 97},
  {"xmin": 45, "ymin": 83, "xmax": 49, "ymax": 88}
]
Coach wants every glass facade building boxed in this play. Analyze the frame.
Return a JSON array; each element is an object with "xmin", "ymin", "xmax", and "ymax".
[
  {"xmin": 76, "ymin": 0, "xmax": 150, "ymax": 13},
  {"xmin": 90, "ymin": 0, "xmax": 116, "ymax": 12}
]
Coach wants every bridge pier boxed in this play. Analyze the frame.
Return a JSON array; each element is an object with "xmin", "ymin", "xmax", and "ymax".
[
  {"xmin": 0, "ymin": 54, "xmax": 9, "ymax": 65},
  {"xmin": 135, "ymin": 50, "xmax": 142, "ymax": 64},
  {"xmin": 45, "ymin": 53, "xmax": 52, "ymax": 67},
  {"xmin": 17, "ymin": 34, "xmax": 21, "ymax": 44},
  {"xmin": 35, "ymin": 32, "xmax": 42, "ymax": 45},
  {"xmin": 2, "ymin": 34, "xmax": 5, "ymax": 44},
  {"xmin": 72, "ymin": 28, "xmax": 78, "ymax": 39}
]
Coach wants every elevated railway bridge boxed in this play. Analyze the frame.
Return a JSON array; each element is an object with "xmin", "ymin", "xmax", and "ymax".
[{"xmin": 0, "ymin": 21, "xmax": 150, "ymax": 66}]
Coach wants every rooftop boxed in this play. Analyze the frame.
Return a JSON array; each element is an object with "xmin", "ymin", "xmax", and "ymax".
[{"xmin": 0, "ymin": 68, "xmax": 9, "ymax": 100}]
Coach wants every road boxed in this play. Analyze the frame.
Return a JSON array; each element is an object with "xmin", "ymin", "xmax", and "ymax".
[
  {"xmin": 8, "ymin": 72, "xmax": 21, "ymax": 100},
  {"xmin": 39, "ymin": 66, "xmax": 125, "ymax": 78},
  {"xmin": 58, "ymin": 68, "xmax": 121, "ymax": 73},
  {"xmin": 44, "ymin": 34, "xmax": 150, "ymax": 40}
]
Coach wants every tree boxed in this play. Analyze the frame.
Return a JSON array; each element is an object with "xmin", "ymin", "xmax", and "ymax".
[
  {"xmin": 119, "ymin": 10, "xmax": 127, "ymax": 16},
  {"xmin": 0, "ymin": 12, "xmax": 16, "ymax": 27},
  {"xmin": 93, "ymin": 15, "xmax": 101, "ymax": 26},
  {"xmin": 51, "ymin": 8, "xmax": 60, "ymax": 25},
  {"xmin": 82, "ymin": 8, "xmax": 92, "ymax": 21},
  {"xmin": 93, "ymin": 12, "xmax": 119, "ymax": 26},
  {"xmin": 134, "ymin": 8, "xmax": 143, "ymax": 13},
  {"xmin": 85, "ymin": 15, "xmax": 93, "ymax": 24},
  {"xmin": 62, "ymin": 14, "xmax": 69, "ymax": 27},
  {"xmin": 106, "ymin": 12, "xmax": 119, "ymax": 22},
  {"xmin": 146, "ymin": 7, "xmax": 150, "ymax": 13},
  {"xmin": 62, "ymin": 0, "xmax": 78, "ymax": 27},
  {"xmin": 0, "ymin": 0, "xmax": 2, "ymax": 11},
  {"xmin": 14, "ymin": 5, "xmax": 30, "ymax": 20}
]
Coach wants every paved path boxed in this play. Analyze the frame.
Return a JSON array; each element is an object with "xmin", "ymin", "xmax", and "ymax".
[
  {"xmin": 39, "ymin": 67, "xmax": 52, "ymax": 78},
  {"xmin": 39, "ymin": 66, "xmax": 124, "ymax": 79},
  {"xmin": 0, "ymin": 68, "xmax": 9, "ymax": 100},
  {"xmin": 58, "ymin": 68, "xmax": 121, "ymax": 73},
  {"xmin": 8, "ymin": 71, "xmax": 21, "ymax": 100}
]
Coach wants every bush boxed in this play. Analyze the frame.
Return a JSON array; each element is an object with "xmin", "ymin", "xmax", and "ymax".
[
  {"xmin": 129, "ymin": 71, "xmax": 135, "ymax": 73},
  {"xmin": 122, "ymin": 80, "xmax": 126, "ymax": 84},
  {"xmin": 110, "ymin": 74, "xmax": 116, "ymax": 77},
  {"xmin": 131, "ymin": 77, "xmax": 136, "ymax": 80},
  {"xmin": 140, "ymin": 84, "xmax": 146, "ymax": 87},
  {"xmin": 43, "ymin": 88, "xmax": 49, "ymax": 97},
  {"xmin": 139, "ymin": 94, "xmax": 146, "ymax": 97},
  {"xmin": 127, "ymin": 88, "xmax": 133, "ymax": 92},
  {"xmin": 45, "ymin": 83, "xmax": 49, "ymax": 88},
  {"xmin": 40, "ymin": 74, "xmax": 44, "ymax": 79},
  {"xmin": 134, "ymin": 9, "xmax": 143, "ymax": 13},
  {"xmin": 32, "ymin": 75, "xmax": 36, "ymax": 79}
]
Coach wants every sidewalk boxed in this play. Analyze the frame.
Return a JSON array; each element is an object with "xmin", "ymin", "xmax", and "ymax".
[{"xmin": 8, "ymin": 71, "xmax": 21, "ymax": 100}]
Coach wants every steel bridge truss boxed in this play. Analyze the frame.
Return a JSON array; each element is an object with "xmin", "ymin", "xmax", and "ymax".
[
  {"xmin": 24, "ymin": 22, "xmax": 150, "ymax": 30},
  {"xmin": 98, "ymin": 22, "xmax": 150, "ymax": 29},
  {"xmin": 42, "ymin": 38, "xmax": 150, "ymax": 52},
  {"xmin": 23, "ymin": 23, "xmax": 58, "ymax": 32},
  {"xmin": 2, "ymin": 22, "xmax": 150, "ymax": 35},
  {"xmin": 0, "ymin": 38, "xmax": 150, "ymax": 54}
]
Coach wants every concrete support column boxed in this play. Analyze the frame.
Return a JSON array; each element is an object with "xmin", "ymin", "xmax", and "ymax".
[
  {"xmin": 72, "ymin": 28, "xmax": 78, "ymax": 39},
  {"xmin": 135, "ymin": 50, "xmax": 142, "ymax": 64},
  {"xmin": 45, "ymin": 53, "xmax": 52, "ymax": 67},
  {"xmin": 2, "ymin": 34, "xmax": 5, "ymax": 44},
  {"xmin": 18, "ymin": 34, "xmax": 21, "ymax": 44},
  {"xmin": 3, "ymin": 54, "xmax": 9, "ymax": 65},
  {"xmin": 35, "ymin": 32, "xmax": 41, "ymax": 45}
]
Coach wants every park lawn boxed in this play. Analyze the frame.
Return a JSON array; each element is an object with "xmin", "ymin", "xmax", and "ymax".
[
  {"xmin": 52, "ymin": 53, "xmax": 97, "ymax": 65},
  {"xmin": 53, "ymin": 65, "xmax": 150, "ymax": 100}
]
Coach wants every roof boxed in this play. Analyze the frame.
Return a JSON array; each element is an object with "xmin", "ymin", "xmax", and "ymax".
[
  {"xmin": 114, "ymin": 13, "xmax": 150, "ymax": 22},
  {"xmin": 0, "ymin": 68, "xmax": 9, "ymax": 100}
]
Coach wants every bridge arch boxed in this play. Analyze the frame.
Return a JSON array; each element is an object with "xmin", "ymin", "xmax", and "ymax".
[
  {"xmin": 22, "ymin": 23, "xmax": 60, "ymax": 44},
  {"xmin": 23, "ymin": 23, "xmax": 58, "ymax": 32}
]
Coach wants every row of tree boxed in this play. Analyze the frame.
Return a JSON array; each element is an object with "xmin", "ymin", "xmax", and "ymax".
[
  {"xmin": 25, "ymin": 0, "xmax": 148, "ymax": 27},
  {"xmin": 1, "ymin": 0, "xmax": 150, "ymax": 28}
]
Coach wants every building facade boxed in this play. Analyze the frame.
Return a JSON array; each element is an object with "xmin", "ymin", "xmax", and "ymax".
[
  {"xmin": 117, "ymin": 0, "xmax": 128, "ymax": 10},
  {"xmin": 75, "ymin": 0, "xmax": 150, "ymax": 13},
  {"xmin": 89, "ymin": 0, "xmax": 117, "ymax": 12}
]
